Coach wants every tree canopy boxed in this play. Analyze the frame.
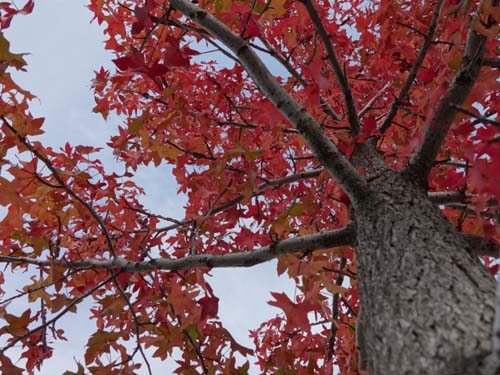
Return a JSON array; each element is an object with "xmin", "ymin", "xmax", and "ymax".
[{"xmin": 0, "ymin": 0, "xmax": 499, "ymax": 374}]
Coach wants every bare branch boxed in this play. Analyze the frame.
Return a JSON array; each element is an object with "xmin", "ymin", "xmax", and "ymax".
[
  {"xmin": 453, "ymin": 104, "xmax": 500, "ymax": 128},
  {"xmin": 483, "ymin": 57, "xmax": 500, "ymax": 68},
  {"xmin": 459, "ymin": 232, "xmax": 500, "ymax": 258},
  {"xmin": 404, "ymin": 9, "xmax": 488, "ymax": 183},
  {"xmin": 112, "ymin": 278, "xmax": 153, "ymax": 375},
  {"xmin": 255, "ymin": 37, "xmax": 342, "ymax": 122},
  {"xmin": 359, "ymin": 82, "xmax": 391, "ymax": 119},
  {"xmin": 428, "ymin": 191, "xmax": 470, "ymax": 205},
  {"xmin": 0, "ymin": 224, "xmax": 356, "ymax": 272},
  {"xmin": 444, "ymin": 203, "xmax": 497, "ymax": 219},
  {"xmin": 327, "ymin": 257, "xmax": 346, "ymax": 361},
  {"xmin": 165, "ymin": 0, "xmax": 371, "ymax": 201},
  {"xmin": 378, "ymin": 0, "xmax": 446, "ymax": 134},
  {"xmin": 299, "ymin": 0, "xmax": 360, "ymax": 134}
]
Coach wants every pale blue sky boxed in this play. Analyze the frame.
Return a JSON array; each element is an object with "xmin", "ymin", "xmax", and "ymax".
[{"xmin": 4, "ymin": 1, "xmax": 295, "ymax": 373}]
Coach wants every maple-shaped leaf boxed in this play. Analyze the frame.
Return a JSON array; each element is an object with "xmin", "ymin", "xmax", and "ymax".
[
  {"xmin": 0, "ymin": 0, "xmax": 34, "ymax": 29},
  {"xmin": 113, "ymin": 49, "xmax": 145, "ymax": 71},
  {"xmin": 222, "ymin": 327, "xmax": 254, "ymax": 356},
  {"xmin": 197, "ymin": 295, "xmax": 220, "ymax": 320},
  {"xmin": 356, "ymin": 116, "xmax": 380, "ymax": 143},
  {"xmin": 163, "ymin": 36, "xmax": 191, "ymax": 68},
  {"xmin": 0, "ymin": 31, "xmax": 27, "ymax": 70},
  {"xmin": 3, "ymin": 309, "xmax": 34, "ymax": 336},
  {"xmin": 115, "ymin": 271, "xmax": 134, "ymax": 289},
  {"xmin": 113, "ymin": 48, "xmax": 169, "ymax": 87},
  {"xmin": 0, "ymin": 354, "xmax": 23, "ymax": 375},
  {"xmin": 131, "ymin": 0, "xmax": 154, "ymax": 35},
  {"xmin": 243, "ymin": 14, "xmax": 262, "ymax": 38},
  {"xmin": 21, "ymin": 0, "xmax": 34, "ymax": 14},
  {"xmin": 268, "ymin": 292, "xmax": 315, "ymax": 331},
  {"xmin": 62, "ymin": 362, "xmax": 85, "ymax": 375},
  {"xmin": 302, "ymin": 58, "xmax": 331, "ymax": 90}
]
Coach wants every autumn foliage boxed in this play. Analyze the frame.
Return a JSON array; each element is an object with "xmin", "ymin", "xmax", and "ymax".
[{"xmin": 0, "ymin": 0, "xmax": 499, "ymax": 374}]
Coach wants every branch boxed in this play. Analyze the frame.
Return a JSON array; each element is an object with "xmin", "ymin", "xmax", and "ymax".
[
  {"xmin": 444, "ymin": 203, "xmax": 497, "ymax": 219},
  {"xmin": 359, "ymin": 82, "xmax": 391, "ymax": 118},
  {"xmin": 299, "ymin": 0, "xmax": 360, "ymax": 134},
  {"xmin": 151, "ymin": 170, "xmax": 471, "ymax": 234},
  {"xmin": 255, "ymin": 37, "xmax": 342, "ymax": 122},
  {"xmin": 0, "ymin": 224, "xmax": 356, "ymax": 272},
  {"xmin": 154, "ymin": 168, "xmax": 324, "ymax": 233},
  {"xmin": 378, "ymin": 0, "xmax": 445, "ymax": 134},
  {"xmin": 405, "ymin": 5, "xmax": 488, "ymax": 183},
  {"xmin": 0, "ymin": 271, "xmax": 117, "ymax": 355},
  {"xmin": 453, "ymin": 104, "xmax": 500, "ymax": 128},
  {"xmin": 327, "ymin": 257, "xmax": 346, "ymax": 361},
  {"xmin": 112, "ymin": 277, "xmax": 152, "ymax": 375},
  {"xmin": 166, "ymin": 0, "xmax": 370, "ymax": 201},
  {"xmin": 428, "ymin": 191, "xmax": 470, "ymax": 205},
  {"xmin": 483, "ymin": 57, "xmax": 500, "ymax": 68},
  {"xmin": 459, "ymin": 232, "xmax": 500, "ymax": 258}
]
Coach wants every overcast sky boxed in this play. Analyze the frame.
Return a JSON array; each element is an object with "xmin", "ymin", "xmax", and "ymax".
[{"xmin": 4, "ymin": 1, "xmax": 295, "ymax": 373}]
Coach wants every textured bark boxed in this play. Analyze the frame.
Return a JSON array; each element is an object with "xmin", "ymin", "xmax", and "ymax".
[{"xmin": 353, "ymin": 170, "xmax": 497, "ymax": 375}]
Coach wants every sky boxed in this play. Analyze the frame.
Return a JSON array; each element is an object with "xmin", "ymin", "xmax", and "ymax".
[{"xmin": 3, "ymin": 1, "xmax": 296, "ymax": 373}]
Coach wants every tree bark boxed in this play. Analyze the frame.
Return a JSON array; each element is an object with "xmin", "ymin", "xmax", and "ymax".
[{"xmin": 353, "ymin": 170, "xmax": 496, "ymax": 375}]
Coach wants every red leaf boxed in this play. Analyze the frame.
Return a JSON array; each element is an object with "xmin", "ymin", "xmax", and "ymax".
[
  {"xmin": 268, "ymin": 292, "xmax": 315, "ymax": 331},
  {"xmin": 197, "ymin": 295, "xmax": 219, "ymax": 320},
  {"xmin": 116, "ymin": 272, "xmax": 133, "ymax": 289},
  {"xmin": 489, "ymin": 264, "xmax": 499, "ymax": 276},
  {"xmin": 113, "ymin": 56, "xmax": 134, "ymax": 71},
  {"xmin": 0, "ymin": 354, "xmax": 23, "ymax": 375}
]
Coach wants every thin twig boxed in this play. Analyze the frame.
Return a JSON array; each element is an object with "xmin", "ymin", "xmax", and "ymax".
[
  {"xmin": 359, "ymin": 82, "xmax": 391, "ymax": 118},
  {"xmin": 327, "ymin": 257, "xmax": 346, "ymax": 361},
  {"xmin": 378, "ymin": 0, "xmax": 445, "ymax": 134},
  {"xmin": 112, "ymin": 277, "xmax": 153, "ymax": 375},
  {"xmin": 1, "ymin": 117, "xmax": 117, "ymax": 258},
  {"xmin": 453, "ymin": 104, "xmax": 500, "ymax": 128},
  {"xmin": 255, "ymin": 37, "xmax": 342, "ymax": 122},
  {"xmin": 183, "ymin": 329, "xmax": 209, "ymax": 374},
  {"xmin": 405, "ymin": 2, "xmax": 488, "ymax": 182},
  {"xmin": 299, "ymin": 0, "xmax": 359, "ymax": 134},
  {"xmin": 0, "ymin": 271, "xmax": 118, "ymax": 355}
]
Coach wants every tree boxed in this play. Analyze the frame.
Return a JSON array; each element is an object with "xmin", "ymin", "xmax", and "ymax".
[{"xmin": 0, "ymin": 0, "xmax": 499, "ymax": 373}]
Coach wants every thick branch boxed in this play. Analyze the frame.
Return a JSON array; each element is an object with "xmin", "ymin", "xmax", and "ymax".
[
  {"xmin": 405, "ymin": 12, "xmax": 487, "ymax": 183},
  {"xmin": 0, "ymin": 224, "xmax": 356, "ymax": 272},
  {"xmin": 299, "ymin": 0, "xmax": 360, "ymax": 134},
  {"xmin": 428, "ymin": 191, "xmax": 470, "ymax": 205},
  {"xmin": 4, "ymin": 219, "xmax": 495, "ymax": 274},
  {"xmin": 483, "ymin": 57, "xmax": 500, "ymax": 68},
  {"xmin": 379, "ymin": 0, "xmax": 445, "ymax": 134},
  {"xmin": 460, "ymin": 232, "xmax": 500, "ymax": 258},
  {"xmin": 166, "ymin": 0, "xmax": 370, "ymax": 202}
]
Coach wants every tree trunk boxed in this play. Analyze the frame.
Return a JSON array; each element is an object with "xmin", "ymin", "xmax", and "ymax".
[{"xmin": 353, "ymin": 170, "xmax": 496, "ymax": 375}]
